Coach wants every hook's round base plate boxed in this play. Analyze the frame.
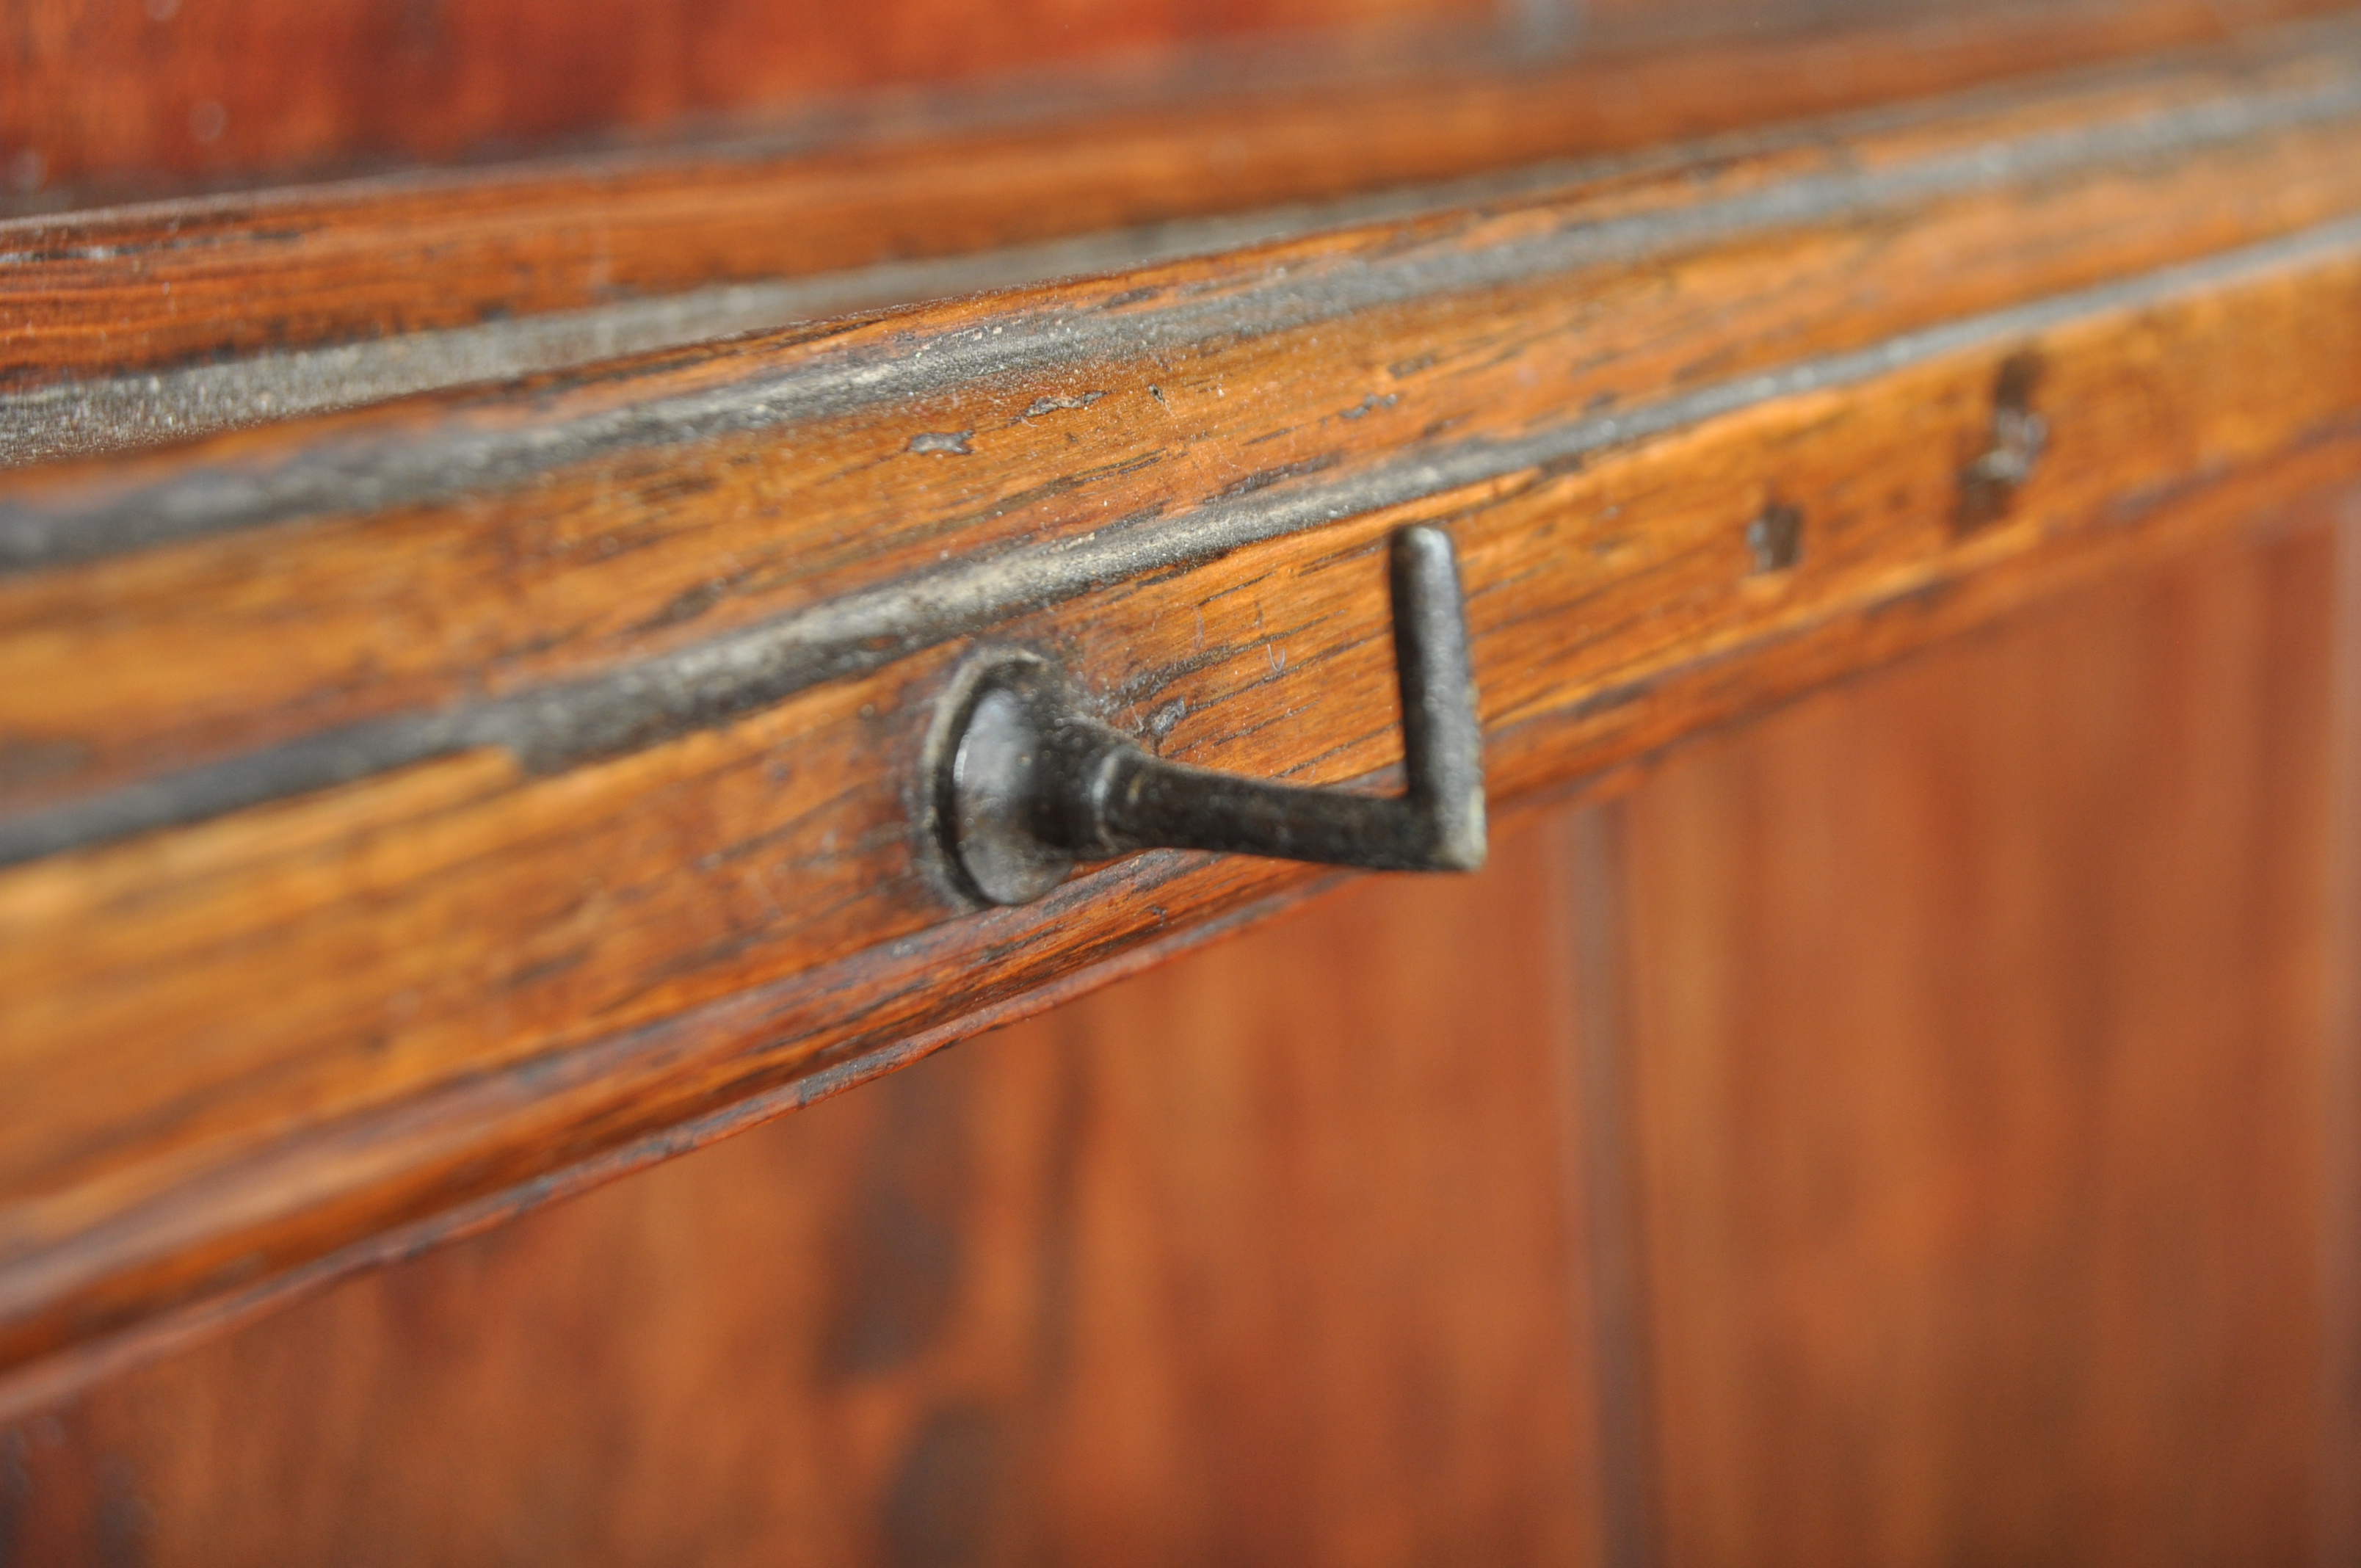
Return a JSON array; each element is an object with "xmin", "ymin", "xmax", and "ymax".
[{"xmin": 939, "ymin": 658, "xmax": 1076, "ymax": 907}]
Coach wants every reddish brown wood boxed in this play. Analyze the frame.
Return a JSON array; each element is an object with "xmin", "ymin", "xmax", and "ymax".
[
  {"xmin": 1618, "ymin": 523, "xmax": 2343, "ymax": 1565},
  {"xmin": 4, "ymin": 4, "xmax": 2352, "ymax": 407},
  {"xmin": 0, "ymin": 811, "xmax": 1607, "ymax": 1567},
  {"xmin": 0, "ymin": 0, "xmax": 1495, "ymax": 198}
]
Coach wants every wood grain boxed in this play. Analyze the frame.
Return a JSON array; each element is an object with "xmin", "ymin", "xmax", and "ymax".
[
  {"xmin": 4, "ymin": 3, "xmax": 2355, "ymax": 428},
  {"xmin": 0, "ymin": 811, "xmax": 1607, "ymax": 1567},
  {"xmin": 7, "ymin": 35, "xmax": 2361, "ymax": 1409},
  {"xmin": 12, "ymin": 35, "xmax": 2361, "ymax": 819},
  {"xmin": 1619, "ymin": 522, "xmax": 2343, "ymax": 1565}
]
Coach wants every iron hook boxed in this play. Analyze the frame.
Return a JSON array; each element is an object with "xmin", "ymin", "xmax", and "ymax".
[{"xmin": 935, "ymin": 524, "xmax": 1487, "ymax": 907}]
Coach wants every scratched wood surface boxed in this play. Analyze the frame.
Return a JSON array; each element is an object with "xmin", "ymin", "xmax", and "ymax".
[
  {"xmin": 9, "ymin": 1, "xmax": 2349, "ymax": 440},
  {"xmin": 7, "ymin": 21, "xmax": 2361, "ymax": 1411},
  {"xmin": 3, "ymin": 520, "xmax": 2345, "ymax": 1563}
]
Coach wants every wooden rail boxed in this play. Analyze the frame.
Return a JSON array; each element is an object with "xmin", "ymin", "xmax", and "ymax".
[
  {"xmin": 5, "ymin": 14, "xmax": 2361, "ymax": 1413},
  {"xmin": 4, "ymin": 1, "xmax": 2352, "ymax": 460}
]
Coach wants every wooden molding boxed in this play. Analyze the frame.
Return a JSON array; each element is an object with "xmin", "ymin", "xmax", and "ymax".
[{"xmin": 4, "ymin": 1, "xmax": 2354, "ymax": 462}]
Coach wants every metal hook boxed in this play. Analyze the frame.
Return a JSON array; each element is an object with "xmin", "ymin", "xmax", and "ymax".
[{"xmin": 935, "ymin": 524, "xmax": 1487, "ymax": 907}]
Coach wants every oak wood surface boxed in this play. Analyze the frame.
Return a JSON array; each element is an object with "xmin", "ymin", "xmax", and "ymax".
[{"xmin": 7, "ymin": 28, "xmax": 2361, "ymax": 1408}]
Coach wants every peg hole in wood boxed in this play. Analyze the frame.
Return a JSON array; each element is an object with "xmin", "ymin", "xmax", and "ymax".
[{"xmin": 1747, "ymin": 502, "xmax": 1805, "ymax": 573}]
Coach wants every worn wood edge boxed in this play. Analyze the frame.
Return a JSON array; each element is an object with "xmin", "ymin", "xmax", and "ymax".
[
  {"xmin": 9, "ymin": 203, "xmax": 2361, "ymax": 867},
  {"xmin": 17, "ymin": 74, "xmax": 2361, "ymax": 846},
  {"xmin": 0, "ymin": 203, "xmax": 1404, "ymax": 468},
  {"xmin": 10, "ymin": 33, "xmax": 2361, "ymax": 840},
  {"xmin": 4, "ymin": 1, "xmax": 2349, "ymax": 427}
]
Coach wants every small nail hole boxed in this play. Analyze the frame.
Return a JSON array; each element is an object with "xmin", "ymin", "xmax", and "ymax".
[{"xmin": 1747, "ymin": 503, "xmax": 1804, "ymax": 573}]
